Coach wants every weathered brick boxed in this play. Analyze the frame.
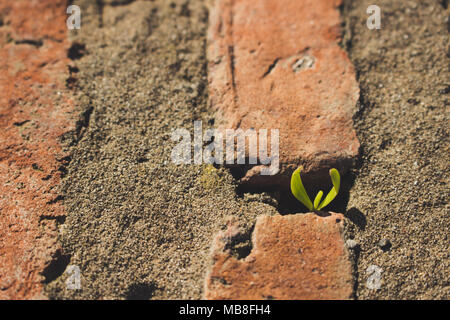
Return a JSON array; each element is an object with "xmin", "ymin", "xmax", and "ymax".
[
  {"xmin": 205, "ymin": 213, "xmax": 353, "ymax": 300},
  {"xmin": 0, "ymin": 0, "xmax": 75, "ymax": 299},
  {"xmin": 207, "ymin": 0, "xmax": 360, "ymax": 187}
]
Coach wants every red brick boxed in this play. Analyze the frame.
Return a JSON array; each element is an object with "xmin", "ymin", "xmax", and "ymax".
[
  {"xmin": 204, "ymin": 213, "xmax": 353, "ymax": 300},
  {"xmin": 0, "ymin": 0, "xmax": 75, "ymax": 299},
  {"xmin": 207, "ymin": 0, "xmax": 360, "ymax": 187}
]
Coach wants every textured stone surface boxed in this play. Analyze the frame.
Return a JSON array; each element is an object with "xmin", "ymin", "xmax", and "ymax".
[
  {"xmin": 205, "ymin": 213, "xmax": 353, "ymax": 300},
  {"xmin": 342, "ymin": 0, "xmax": 449, "ymax": 299},
  {"xmin": 0, "ymin": 0, "xmax": 75, "ymax": 299},
  {"xmin": 207, "ymin": 0, "xmax": 360, "ymax": 187}
]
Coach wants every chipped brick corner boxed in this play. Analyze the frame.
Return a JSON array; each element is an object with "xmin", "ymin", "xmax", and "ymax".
[{"xmin": 204, "ymin": 213, "xmax": 354, "ymax": 300}]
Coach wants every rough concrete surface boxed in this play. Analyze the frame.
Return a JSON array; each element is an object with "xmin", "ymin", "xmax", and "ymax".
[
  {"xmin": 44, "ymin": 0, "xmax": 278, "ymax": 300},
  {"xmin": 342, "ymin": 0, "xmax": 449, "ymax": 299}
]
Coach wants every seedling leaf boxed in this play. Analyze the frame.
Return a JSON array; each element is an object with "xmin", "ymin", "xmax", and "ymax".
[
  {"xmin": 317, "ymin": 168, "xmax": 340, "ymax": 210},
  {"xmin": 313, "ymin": 190, "xmax": 323, "ymax": 210},
  {"xmin": 290, "ymin": 166, "xmax": 313, "ymax": 211}
]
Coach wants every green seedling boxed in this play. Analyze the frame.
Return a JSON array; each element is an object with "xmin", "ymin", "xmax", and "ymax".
[{"xmin": 290, "ymin": 166, "xmax": 340, "ymax": 212}]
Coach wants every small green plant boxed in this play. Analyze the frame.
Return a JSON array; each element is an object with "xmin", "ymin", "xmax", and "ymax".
[{"xmin": 290, "ymin": 166, "xmax": 340, "ymax": 212}]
